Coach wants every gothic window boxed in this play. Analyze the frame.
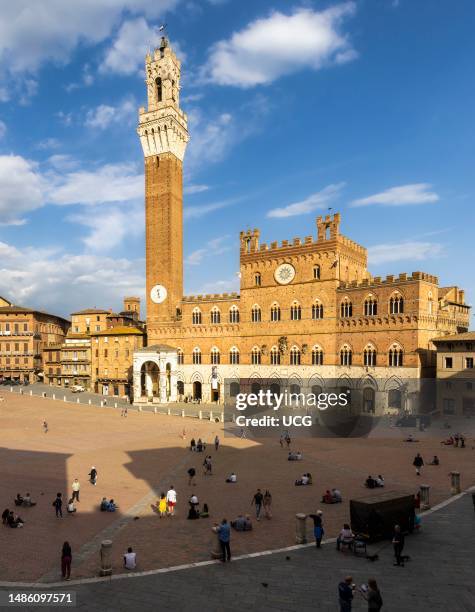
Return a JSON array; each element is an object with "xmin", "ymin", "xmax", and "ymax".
[
  {"xmin": 389, "ymin": 294, "xmax": 404, "ymax": 314},
  {"xmin": 192, "ymin": 347, "xmax": 201, "ymax": 365},
  {"xmin": 255, "ymin": 273, "xmax": 261, "ymax": 287},
  {"xmin": 312, "ymin": 346, "xmax": 324, "ymax": 365},
  {"xmin": 364, "ymin": 296, "xmax": 378, "ymax": 316},
  {"xmin": 229, "ymin": 347, "xmax": 240, "ymax": 365},
  {"xmin": 313, "ymin": 264, "xmax": 321, "ymax": 279},
  {"xmin": 270, "ymin": 304, "xmax": 281, "ymax": 322},
  {"xmin": 177, "ymin": 348, "xmax": 184, "ymax": 365},
  {"xmin": 156, "ymin": 77, "xmax": 162, "ymax": 102},
  {"xmin": 251, "ymin": 347, "xmax": 261, "ymax": 365},
  {"xmin": 388, "ymin": 344, "xmax": 404, "ymax": 367},
  {"xmin": 251, "ymin": 305, "xmax": 261, "ymax": 323},
  {"xmin": 270, "ymin": 346, "xmax": 280, "ymax": 365},
  {"xmin": 290, "ymin": 346, "xmax": 301, "ymax": 366},
  {"xmin": 210, "ymin": 307, "xmax": 221, "ymax": 324},
  {"xmin": 340, "ymin": 299, "xmax": 353, "ymax": 318},
  {"xmin": 229, "ymin": 305, "xmax": 240, "ymax": 324},
  {"xmin": 210, "ymin": 347, "xmax": 220, "ymax": 365},
  {"xmin": 363, "ymin": 344, "xmax": 377, "ymax": 367},
  {"xmin": 290, "ymin": 302, "xmax": 301, "ymax": 321},
  {"xmin": 340, "ymin": 345, "xmax": 352, "ymax": 366},
  {"xmin": 312, "ymin": 300, "xmax": 323, "ymax": 320},
  {"xmin": 192, "ymin": 308, "xmax": 202, "ymax": 325}
]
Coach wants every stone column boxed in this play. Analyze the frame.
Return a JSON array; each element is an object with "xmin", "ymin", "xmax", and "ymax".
[
  {"xmin": 99, "ymin": 540, "xmax": 113, "ymax": 576},
  {"xmin": 169, "ymin": 371, "xmax": 178, "ymax": 402},
  {"xmin": 295, "ymin": 513, "xmax": 307, "ymax": 544},
  {"xmin": 211, "ymin": 526, "xmax": 222, "ymax": 560},
  {"xmin": 133, "ymin": 363, "xmax": 141, "ymax": 403},
  {"xmin": 419, "ymin": 484, "xmax": 430, "ymax": 510},
  {"xmin": 450, "ymin": 471, "xmax": 461, "ymax": 495},
  {"xmin": 159, "ymin": 372, "xmax": 168, "ymax": 403}
]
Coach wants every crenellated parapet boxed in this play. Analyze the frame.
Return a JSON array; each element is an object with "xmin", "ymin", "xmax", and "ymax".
[
  {"xmin": 338, "ymin": 271, "xmax": 439, "ymax": 291},
  {"xmin": 182, "ymin": 292, "xmax": 240, "ymax": 303}
]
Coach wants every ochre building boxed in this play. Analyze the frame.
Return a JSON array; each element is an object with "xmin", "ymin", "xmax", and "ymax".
[{"xmin": 133, "ymin": 39, "xmax": 470, "ymax": 413}]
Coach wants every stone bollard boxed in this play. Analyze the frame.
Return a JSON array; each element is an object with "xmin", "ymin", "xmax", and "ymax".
[
  {"xmin": 100, "ymin": 401, "xmax": 104, "ymax": 407},
  {"xmin": 199, "ymin": 410, "xmax": 202, "ymax": 420},
  {"xmin": 221, "ymin": 412, "xmax": 224, "ymax": 423},
  {"xmin": 88, "ymin": 399, "xmax": 92, "ymax": 405},
  {"xmin": 419, "ymin": 484, "xmax": 430, "ymax": 510},
  {"xmin": 154, "ymin": 406, "xmax": 157, "ymax": 414},
  {"xmin": 20, "ymin": 388, "xmax": 23, "ymax": 395},
  {"xmin": 77, "ymin": 397, "xmax": 80, "ymax": 404},
  {"xmin": 167, "ymin": 407, "xmax": 171, "ymax": 415},
  {"xmin": 99, "ymin": 540, "xmax": 113, "ymax": 576},
  {"xmin": 42, "ymin": 392, "xmax": 46, "ymax": 398},
  {"xmin": 114, "ymin": 402, "xmax": 117, "ymax": 409},
  {"xmin": 211, "ymin": 526, "xmax": 222, "ymax": 560},
  {"xmin": 52, "ymin": 393, "xmax": 55, "ymax": 400},
  {"xmin": 30, "ymin": 390, "xmax": 33, "ymax": 396},
  {"xmin": 181, "ymin": 409, "xmax": 185, "ymax": 418},
  {"xmin": 63, "ymin": 395, "xmax": 67, "ymax": 402},
  {"xmin": 138, "ymin": 405, "xmax": 142, "ymax": 412},
  {"xmin": 450, "ymin": 471, "xmax": 461, "ymax": 495},
  {"xmin": 295, "ymin": 513, "xmax": 307, "ymax": 544},
  {"xmin": 209, "ymin": 411, "xmax": 213, "ymax": 422}
]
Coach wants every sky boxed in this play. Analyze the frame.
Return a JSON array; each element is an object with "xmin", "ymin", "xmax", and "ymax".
[{"xmin": 0, "ymin": 0, "xmax": 474, "ymax": 323}]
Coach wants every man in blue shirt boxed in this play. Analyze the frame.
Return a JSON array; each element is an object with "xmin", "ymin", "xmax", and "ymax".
[
  {"xmin": 217, "ymin": 518, "xmax": 231, "ymax": 562},
  {"xmin": 338, "ymin": 576, "xmax": 354, "ymax": 611}
]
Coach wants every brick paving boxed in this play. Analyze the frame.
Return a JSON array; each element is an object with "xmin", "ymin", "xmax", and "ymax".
[{"xmin": 0, "ymin": 393, "xmax": 474, "ymax": 588}]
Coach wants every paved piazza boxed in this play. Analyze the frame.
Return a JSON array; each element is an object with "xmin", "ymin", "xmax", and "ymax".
[{"xmin": 1, "ymin": 393, "xmax": 474, "ymax": 586}]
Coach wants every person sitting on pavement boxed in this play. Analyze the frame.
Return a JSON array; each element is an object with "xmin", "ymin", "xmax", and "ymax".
[
  {"xmin": 14, "ymin": 493, "xmax": 24, "ymax": 506},
  {"xmin": 336, "ymin": 523, "xmax": 355, "ymax": 551},
  {"xmin": 441, "ymin": 436, "xmax": 454, "ymax": 445},
  {"xmin": 190, "ymin": 438, "xmax": 196, "ymax": 451},
  {"xmin": 200, "ymin": 503, "xmax": 209, "ymax": 518},
  {"xmin": 7, "ymin": 511, "xmax": 24, "ymax": 528},
  {"xmin": 288, "ymin": 451, "xmax": 303, "ymax": 461},
  {"xmin": 322, "ymin": 489, "xmax": 334, "ymax": 504},
  {"xmin": 196, "ymin": 438, "xmax": 205, "ymax": 452},
  {"xmin": 225, "ymin": 472, "xmax": 237, "ymax": 483},
  {"xmin": 295, "ymin": 472, "xmax": 312, "ymax": 486},
  {"xmin": 332, "ymin": 488, "xmax": 343, "ymax": 502},
  {"xmin": 107, "ymin": 499, "xmax": 117, "ymax": 512},
  {"xmin": 429, "ymin": 455, "xmax": 440, "ymax": 465},
  {"xmin": 100, "ymin": 497, "xmax": 109, "ymax": 511},
  {"xmin": 365, "ymin": 475, "xmax": 377, "ymax": 489},
  {"xmin": 67, "ymin": 498, "xmax": 76, "ymax": 514},
  {"xmin": 231, "ymin": 514, "xmax": 253, "ymax": 531},
  {"xmin": 123, "ymin": 547, "xmax": 136, "ymax": 570},
  {"xmin": 23, "ymin": 493, "xmax": 36, "ymax": 507},
  {"xmin": 2, "ymin": 508, "xmax": 10, "ymax": 524},
  {"xmin": 375, "ymin": 475, "xmax": 385, "ymax": 487}
]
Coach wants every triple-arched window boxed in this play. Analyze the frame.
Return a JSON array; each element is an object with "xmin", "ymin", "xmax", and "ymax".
[
  {"xmin": 340, "ymin": 299, "xmax": 353, "ymax": 318},
  {"xmin": 290, "ymin": 302, "xmax": 302, "ymax": 321},
  {"xmin": 389, "ymin": 293, "xmax": 404, "ymax": 314},
  {"xmin": 251, "ymin": 346, "xmax": 261, "ymax": 365},
  {"xmin": 270, "ymin": 346, "xmax": 280, "ymax": 365},
  {"xmin": 312, "ymin": 300, "xmax": 323, "ymax": 320},
  {"xmin": 270, "ymin": 304, "xmax": 281, "ymax": 322},
  {"xmin": 192, "ymin": 347, "xmax": 201, "ymax": 364},
  {"xmin": 364, "ymin": 296, "xmax": 378, "ymax": 316},
  {"xmin": 251, "ymin": 305, "xmax": 261, "ymax": 323},
  {"xmin": 290, "ymin": 346, "xmax": 301, "ymax": 366},
  {"xmin": 210, "ymin": 307, "xmax": 221, "ymax": 324},
  {"xmin": 192, "ymin": 308, "xmax": 202, "ymax": 325},
  {"xmin": 229, "ymin": 305, "xmax": 240, "ymax": 324},
  {"xmin": 229, "ymin": 346, "xmax": 240, "ymax": 365},
  {"xmin": 210, "ymin": 347, "xmax": 220, "ymax": 365},
  {"xmin": 388, "ymin": 343, "xmax": 403, "ymax": 367},
  {"xmin": 312, "ymin": 345, "xmax": 324, "ymax": 365},
  {"xmin": 340, "ymin": 345, "xmax": 352, "ymax": 366},
  {"xmin": 363, "ymin": 344, "xmax": 377, "ymax": 367}
]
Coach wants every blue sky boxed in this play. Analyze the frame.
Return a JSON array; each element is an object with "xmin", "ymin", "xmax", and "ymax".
[{"xmin": 0, "ymin": 0, "xmax": 474, "ymax": 322}]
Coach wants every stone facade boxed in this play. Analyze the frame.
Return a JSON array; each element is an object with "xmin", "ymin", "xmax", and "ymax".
[
  {"xmin": 433, "ymin": 332, "xmax": 475, "ymax": 416},
  {"xmin": 136, "ymin": 40, "xmax": 470, "ymax": 411},
  {"xmin": 0, "ymin": 296, "xmax": 69, "ymax": 383}
]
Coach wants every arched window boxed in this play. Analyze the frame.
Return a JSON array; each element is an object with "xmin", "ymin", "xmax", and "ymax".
[
  {"xmin": 312, "ymin": 300, "xmax": 323, "ymax": 320},
  {"xmin": 270, "ymin": 346, "xmax": 280, "ymax": 365},
  {"xmin": 177, "ymin": 348, "xmax": 184, "ymax": 365},
  {"xmin": 363, "ymin": 344, "xmax": 377, "ymax": 367},
  {"xmin": 312, "ymin": 346, "xmax": 324, "ymax": 365},
  {"xmin": 155, "ymin": 77, "xmax": 162, "ymax": 102},
  {"xmin": 290, "ymin": 302, "xmax": 301, "ymax": 321},
  {"xmin": 428, "ymin": 291, "xmax": 433, "ymax": 315},
  {"xmin": 364, "ymin": 296, "xmax": 378, "ymax": 316},
  {"xmin": 229, "ymin": 305, "xmax": 240, "ymax": 324},
  {"xmin": 210, "ymin": 307, "xmax": 221, "ymax": 324},
  {"xmin": 251, "ymin": 305, "xmax": 261, "ymax": 323},
  {"xmin": 229, "ymin": 347, "xmax": 240, "ymax": 365},
  {"xmin": 192, "ymin": 308, "xmax": 202, "ymax": 325},
  {"xmin": 313, "ymin": 264, "xmax": 321, "ymax": 280},
  {"xmin": 340, "ymin": 299, "xmax": 352, "ymax": 318},
  {"xmin": 251, "ymin": 346, "xmax": 261, "ymax": 365},
  {"xmin": 210, "ymin": 347, "xmax": 220, "ymax": 365},
  {"xmin": 389, "ymin": 293, "xmax": 404, "ymax": 314},
  {"xmin": 388, "ymin": 343, "xmax": 403, "ymax": 367},
  {"xmin": 270, "ymin": 303, "xmax": 281, "ymax": 322},
  {"xmin": 254, "ymin": 272, "xmax": 261, "ymax": 287},
  {"xmin": 290, "ymin": 346, "xmax": 301, "ymax": 365},
  {"xmin": 340, "ymin": 345, "xmax": 352, "ymax": 366},
  {"xmin": 192, "ymin": 347, "xmax": 201, "ymax": 365}
]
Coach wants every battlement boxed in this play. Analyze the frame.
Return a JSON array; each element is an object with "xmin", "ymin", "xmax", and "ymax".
[
  {"xmin": 338, "ymin": 271, "xmax": 439, "ymax": 290},
  {"xmin": 182, "ymin": 293, "xmax": 240, "ymax": 303}
]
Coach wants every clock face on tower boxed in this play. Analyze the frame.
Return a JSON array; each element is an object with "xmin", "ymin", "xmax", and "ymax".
[
  {"xmin": 274, "ymin": 263, "xmax": 296, "ymax": 285},
  {"xmin": 150, "ymin": 284, "xmax": 168, "ymax": 304}
]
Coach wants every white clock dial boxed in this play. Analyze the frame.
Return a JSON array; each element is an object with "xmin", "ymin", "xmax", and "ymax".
[
  {"xmin": 150, "ymin": 284, "xmax": 168, "ymax": 304},
  {"xmin": 274, "ymin": 263, "xmax": 296, "ymax": 285}
]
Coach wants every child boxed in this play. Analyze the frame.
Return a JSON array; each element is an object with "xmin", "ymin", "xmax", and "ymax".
[{"xmin": 158, "ymin": 492, "xmax": 167, "ymax": 518}]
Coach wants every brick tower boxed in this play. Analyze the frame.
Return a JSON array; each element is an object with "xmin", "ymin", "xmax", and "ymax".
[{"xmin": 137, "ymin": 36, "xmax": 188, "ymax": 337}]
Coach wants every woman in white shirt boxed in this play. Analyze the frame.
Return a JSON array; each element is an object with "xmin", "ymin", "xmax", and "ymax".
[{"xmin": 336, "ymin": 524, "xmax": 354, "ymax": 550}]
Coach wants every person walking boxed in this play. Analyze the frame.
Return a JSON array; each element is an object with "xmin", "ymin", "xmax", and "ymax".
[
  {"xmin": 43, "ymin": 420, "xmax": 48, "ymax": 434},
  {"xmin": 263, "ymin": 490, "xmax": 272, "ymax": 519},
  {"xmin": 88, "ymin": 466, "xmax": 98, "ymax": 486},
  {"xmin": 53, "ymin": 493, "xmax": 63, "ymax": 518},
  {"xmin": 216, "ymin": 518, "xmax": 231, "ymax": 562},
  {"xmin": 308, "ymin": 510, "xmax": 324, "ymax": 548},
  {"xmin": 188, "ymin": 467, "xmax": 196, "ymax": 486},
  {"xmin": 166, "ymin": 486, "xmax": 177, "ymax": 516},
  {"xmin": 61, "ymin": 541, "xmax": 72, "ymax": 580},
  {"xmin": 71, "ymin": 479, "xmax": 80, "ymax": 502},
  {"xmin": 338, "ymin": 576, "xmax": 354, "ymax": 611},
  {"xmin": 362, "ymin": 578, "xmax": 383, "ymax": 611},
  {"xmin": 392, "ymin": 524, "xmax": 405, "ymax": 566},
  {"xmin": 413, "ymin": 453, "xmax": 424, "ymax": 476},
  {"xmin": 251, "ymin": 489, "xmax": 264, "ymax": 520},
  {"xmin": 214, "ymin": 435, "xmax": 220, "ymax": 451},
  {"xmin": 203, "ymin": 456, "xmax": 212, "ymax": 476}
]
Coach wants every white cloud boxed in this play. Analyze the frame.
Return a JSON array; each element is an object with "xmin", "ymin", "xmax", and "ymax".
[
  {"xmin": 0, "ymin": 239, "xmax": 145, "ymax": 317},
  {"xmin": 35, "ymin": 137, "xmax": 60, "ymax": 150},
  {"xmin": 0, "ymin": 155, "xmax": 46, "ymax": 224},
  {"xmin": 192, "ymin": 277, "xmax": 240, "ymax": 295},
  {"xmin": 184, "ymin": 198, "xmax": 237, "ymax": 220},
  {"xmin": 185, "ymin": 235, "xmax": 230, "ymax": 266},
  {"xmin": 0, "ymin": 120, "xmax": 6, "ymax": 139},
  {"xmin": 65, "ymin": 63, "xmax": 94, "ymax": 92},
  {"xmin": 351, "ymin": 183, "xmax": 439, "ymax": 207},
  {"xmin": 46, "ymin": 154, "xmax": 79, "ymax": 171},
  {"xmin": 184, "ymin": 183, "xmax": 209, "ymax": 195},
  {"xmin": 368, "ymin": 241, "xmax": 443, "ymax": 265},
  {"xmin": 85, "ymin": 97, "xmax": 135, "ymax": 130},
  {"xmin": 202, "ymin": 3, "xmax": 357, "ymax": 87},
  {"xmin": 267, "ymin": 183, "xmax": 344, "ymax": 218}
]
